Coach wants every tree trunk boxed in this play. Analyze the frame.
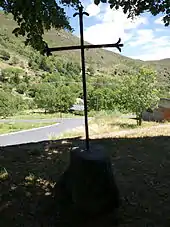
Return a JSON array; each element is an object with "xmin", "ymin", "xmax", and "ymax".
[
  {"xmin": 138, "ymin": 117, "xmax": 142, "ymax": 126},
  {"xmin": 136, "ymin": 113, "xmax": 142, "ymax": 126}
]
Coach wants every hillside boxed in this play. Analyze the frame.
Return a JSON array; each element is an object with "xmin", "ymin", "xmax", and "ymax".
[
  {"xmin": 1, "ymin": 11, "xmax": 170, "ymax": 75},
  {"xmin": 0, "ymin": 11, "xmax": 170, "ymax": 119},
  {"xmin": 0, "ymin": 11, "xmax": 137, "ymax": 70}
]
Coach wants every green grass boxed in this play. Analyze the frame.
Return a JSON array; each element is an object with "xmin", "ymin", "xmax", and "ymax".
[
  {"xmin": 5, "ymin": 109, "xmax": 80, "ymax": 120},
  {"xmin": 0, "ymin": 124, "xmax": 170, "ymax": 226},
  {"xmin": 6, "ymin": 109, "xmax": 123, "ymax": 120},
  {"xmin": 0, "ymin": 121, "xmax": 57, "ymax": 134}
]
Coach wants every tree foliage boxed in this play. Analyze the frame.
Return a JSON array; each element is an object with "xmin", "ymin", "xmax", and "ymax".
[
  {"xmin": 0, "ymin": 0, "xmax": 76, "ymax": 52},
  {"xmin": 0, "ymin": 49, "xmax": 10, "ymax": 61},
  {"xmin": 34, "ymin": 83, "xmax": 76, "ymax": 113},
  {"xmin": 94, "ymin": 0, "xmax": 170, "ymax": 26},
  {"xmin": 0, "ymin": 89, "xmax": 28, "ymax": 117},
  {"xmin": 115, "ymin": 67, "xmax": 160, "ymax": 125},
  {"xmin": 0, "ymin": 67, "xmax": 24, "ymax": 84},
  {"xmin": 88, "ymin": 87, "xmax": 116, "ymax": 111},
  {"xmin": 0, "ymin": 0, "xmax": 169, "ymax": 52}
]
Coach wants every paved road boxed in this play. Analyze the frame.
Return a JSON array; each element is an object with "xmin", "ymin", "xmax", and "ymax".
[{"xmin": 0, "ymin": 118, "xmax": 84, "ymax": 147}]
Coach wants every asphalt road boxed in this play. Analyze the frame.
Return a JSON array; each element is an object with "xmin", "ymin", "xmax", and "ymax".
[{"xmin": 0, "ymin": 118, "xmax": 84, "ymax": 147}]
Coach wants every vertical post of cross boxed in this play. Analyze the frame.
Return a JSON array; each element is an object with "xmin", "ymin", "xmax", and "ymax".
[{"xmin": 74, "ymin": 5, "xmax": 90, "ymax": 151}]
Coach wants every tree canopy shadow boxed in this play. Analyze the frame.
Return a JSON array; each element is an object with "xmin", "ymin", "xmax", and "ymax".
[{"xmin": 0, "ymin": 134, "xmax": 170, "ymax": 227}]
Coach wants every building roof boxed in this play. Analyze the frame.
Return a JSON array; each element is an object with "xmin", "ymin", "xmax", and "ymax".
[
  {"xmin": 160, "ymin": 98, "xmax": 170, "ymax": 101},
  {"xmin": 70, "ymin": 104, "xmax": 84, "ymax": 111}
]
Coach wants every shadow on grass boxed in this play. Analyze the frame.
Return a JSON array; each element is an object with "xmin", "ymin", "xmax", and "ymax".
[
  {"xmin": 111, "ymin": 122, "xmax": 138, "ymax": 129},
  {"xmin": 0, "ymin": 135, "xmax": 170, "ymax": 226}
]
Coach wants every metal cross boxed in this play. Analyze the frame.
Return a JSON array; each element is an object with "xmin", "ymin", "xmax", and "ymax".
[{"xmin": 44, "ymin": 4, "xmax": 123, "ymax": 152}]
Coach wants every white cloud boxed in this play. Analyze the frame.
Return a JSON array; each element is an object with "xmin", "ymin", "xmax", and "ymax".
[
  {"xmin": 130, "ymin": 46, "xmax": 170, "ymax": 61},
  {"xmin": 155, "ymin": 16, "xmax": 164, "ymax": 25},
  {"xmin": 155, "ymin": 28, "xmax": 165, "ymax": 32},
  {"xmin": 84, "ymin": 6, "xmax": 147, "ymax": 49},
  {"xmin": 98, "ymin": 7, "xmax": 148, "ymax": 29},
  {"xmin": 128, "ymin": 29, "xmax": 154, "ymax": 47},
  {"xmin": 130, "ymin": 34, "xmax": 170, "ymax": 60},
  {"xmin": 83, "ymin": 3, "xmax": 169, "ymax": 61},
  {"xmin": 86, "ymin": 3, "xmax": 100, "ymax": 17}
]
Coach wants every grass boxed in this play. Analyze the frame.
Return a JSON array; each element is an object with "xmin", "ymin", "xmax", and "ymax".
[
  {"xmin": 56, "ymin": 115, "xmax": 159, "ymax": 139},
  {"xmin": 4, "ymin": 109, "xmax": 127, "ymax": 126},
  {"xmin": 6, "ymin": 109, "xmax": 123, "ymax": 120},
  {"xmin": 0, "ymin": 121, "xmax": 57, "ymax": 134},
  {"xmin": 0, "ymin": 122, "xmax": 170, "ymax": 226},
  {"xmin": 5, "ymin": 109, "xmax": 80, "ymax": 120}
]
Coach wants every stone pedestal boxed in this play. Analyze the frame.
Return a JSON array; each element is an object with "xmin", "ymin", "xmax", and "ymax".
[{"xmin": 53, "ymin": 146, "xmax": 120, "ymax": 225}]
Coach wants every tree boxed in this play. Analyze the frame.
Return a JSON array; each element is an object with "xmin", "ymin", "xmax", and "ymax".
[
  {"xmin": 34, "ymin": 83, "xmax": 76, "ymax": 113},
  {"xmin": 57, "ymin": 85, "xmax": 77, "ymax": 112},
  {"xmin": 1, "ymin": 67, "xmax": 24, "ymax": 84},
  {"xmin": 94, "ymin": 0, "xmax": 170, "ymax": 26},
  {"xmin": 88, "ymin": 87, "xmax": 116, "ymax": 111},
  {"xmin": 34, "ymin": 84, "xmax": 57, "ymax": 112},
  {"xmin": 0, "ymin": 89, "xmax": 27, "ymax": 117},
  {"xmin": 0, "ymin": 90, "xmax": 16, "ymax": 117},
  {"xmin": 16, "ymin": 82, "xmax": 28, "ymax": 94},
  {"xmin": 116, "ymin": 67, "xmax": 160, "ymax": 125},
  {"xmin": 0, "ymin": 0, "xmax": 169, "ymax": 52}
]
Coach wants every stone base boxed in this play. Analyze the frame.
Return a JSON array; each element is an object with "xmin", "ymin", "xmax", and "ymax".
[{"xmin": 53, "ymin": 146, "xmax": 120, "ymax": 225}]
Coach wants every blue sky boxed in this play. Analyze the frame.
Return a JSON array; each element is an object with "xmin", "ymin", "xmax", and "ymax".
[{"xmin": 63, "ymin": 1, "xmax": 170, "ymax": 61}]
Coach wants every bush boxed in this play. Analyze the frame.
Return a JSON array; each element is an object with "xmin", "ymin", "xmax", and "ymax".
[
  {"xmin": 1, "ymin": 67, "xmax": 24, "ymax": 84},
  {"xmin": 0, "ymin": 49, "xmax": 10, "ymax": 61},
  {"xmin": 34, "ymin": 83, "xmax": 58, "ymax": 113},
  {"xmin": 14, "ymin": 95, "xmax": 29, "ymax": 111},
  {"xmin": 16, "ymin": 82, "xmax": 28, "ymax": 94},
  {"xmin": 39, "ymin": 56, "xmax": 55, "ymax": 72},
  {"xmin": 34, "ymin": 83, "xmax": 76, "ymax": 113},
  {"xmin": 0, "ymin": 89, "xmax": 29, "ymax": 117},
  {"xmin": 28, "ymin": 53, "xmax": 41, "ymax": 70},
  {"xmin": 19, "ymin": 61, "xmax": 25, "ymax": 69},
  {"xmin": 42, "ymin": 72, "xmax": 60, "ymax": 84},
  {"xmin": 9, "ymin": 56, "xmax": 20, "ymax": 65},
  {"xmin": 0, "ymin": 90, "xmax": 17, "ymax": 117},
  {"xmin": 27, "ymin": 83, "xmax": 39, "ymax": 98}
]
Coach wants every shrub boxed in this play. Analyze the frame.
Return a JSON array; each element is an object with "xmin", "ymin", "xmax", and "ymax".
[
  {"xmin": 0, "ymin": 89, "xmax": 29, "ymax": 117},
  {"xmin": 27, "ymin": 83, "xmax": 39, "ymax": 98},
  {"xmin": 0, "ymin": 49, "xmax": 10, "ymax": 61},
  {"xmin": 1, "ymin": 67, "xmax": 24, "ymax": 84},
  {"xmin": 9, "ymin": 56, "xmax": 20, "ymax": 65},
  {"xmin": 14, "ymin": 95, "xmax": 29, "ymax": 111},
  {"xmin": 0, "ymin": 90, "xmax": 17, "ymax": 117},
  {"xmin": 34, "ymin": 83, "xmax": 76, "ymax": 113},
  {"xmin": 16, "ymin": 82, "xmax": 28, "ymax": 94}
]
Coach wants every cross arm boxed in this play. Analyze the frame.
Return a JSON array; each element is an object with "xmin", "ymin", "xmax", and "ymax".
[{"xmin": 44, "ymin": 38, "xmax": 123, "ymax": 56}]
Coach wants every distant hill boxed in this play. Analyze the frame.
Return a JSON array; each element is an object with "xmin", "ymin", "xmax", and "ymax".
[
  {"xmin": 0, "ymin": 11, "xmax": 140, "ymax": 69},
  {"xmin": 148, "ymin": 58, "xmax": 170, "ymax": 67},
  {"xmin": 0, "ymin": 10, "xmax": 170, "ymax": 96}
]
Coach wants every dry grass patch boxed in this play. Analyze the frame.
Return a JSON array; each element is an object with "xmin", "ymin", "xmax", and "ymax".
[{"xmin": 57, "ymin": 116, "xmax": 159, "ymax": 139}]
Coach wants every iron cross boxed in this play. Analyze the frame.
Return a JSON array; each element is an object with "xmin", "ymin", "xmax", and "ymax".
[{"xmin": 44, "ymin": 4, "xmax": 123, "ymax": 152}]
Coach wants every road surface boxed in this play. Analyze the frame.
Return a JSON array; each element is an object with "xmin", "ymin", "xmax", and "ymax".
[{"xmin": 0, "ymin": 118, "xmax": 84, "ymax": 147}]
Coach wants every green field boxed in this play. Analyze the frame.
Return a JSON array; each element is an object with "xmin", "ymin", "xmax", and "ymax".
[{"xmin": 0, "ymin": 121, "xmax": 56, "ymax": 134}]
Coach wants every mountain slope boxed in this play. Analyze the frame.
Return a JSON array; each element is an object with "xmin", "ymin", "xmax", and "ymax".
[
  {"xmin": 0, "ymin": 11, "xmax": 139, "ymax": 69},
  {"xmin": 0, "ymin": 10, "xmax": 170, "ymax": 93}
]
